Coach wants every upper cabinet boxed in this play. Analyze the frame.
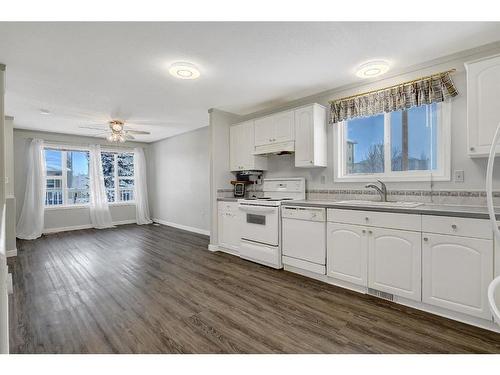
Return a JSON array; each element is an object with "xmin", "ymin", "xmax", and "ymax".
[
  {"xmin": 466, "ymin": 54, "xmax": 500, "ymax": 157},
  {"xmin": 230, "ymin": 120, "xmax": 268, "ymax": 172},
  {"xmin": 254, "ymin": 110, "xmax": 294, "ymax": 147},
  {"xmin": 294, "ymin": 104, "xmax": 327, "ymax": 168},
  {"xmin": 232, "ymin": 103, "xmax": 327, "ymax": 169}
]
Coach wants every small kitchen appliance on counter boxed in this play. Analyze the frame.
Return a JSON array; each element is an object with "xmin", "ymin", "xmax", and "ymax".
[
  {"xmin": 237, "ymin": 177, "xmax": 306, "ymax": 268},
  {"xmin": 232, "ymin": 181, "xmax": 250, "ymax": 198},
  {"xmin": 232, "ymin": 171, "xmax": 262, "ymax": 198}
]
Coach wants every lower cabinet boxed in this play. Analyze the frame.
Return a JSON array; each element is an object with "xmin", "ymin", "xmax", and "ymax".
[
  {"xmin": 368, "ymin": 228, "xmax": 421, "ymax": 301},
  {"xmin": 327, "ymin": 222, "xmax": 368, "ymax": 287},
  {"xmin": 422, "ymin": 233, "xmax": 493, "ymax": 319},
  {"xmin": 218, "ymin": 202, "xmax": 241, "ymax": 253},
  {"xmin": 327, "ymin": 222, "xmax": 421, "ymax": 301}
]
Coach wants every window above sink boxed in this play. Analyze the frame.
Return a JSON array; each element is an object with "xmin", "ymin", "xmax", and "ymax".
[{"xmin": 335, "ymin": 102, "xmax": 451, "ymax": 182}]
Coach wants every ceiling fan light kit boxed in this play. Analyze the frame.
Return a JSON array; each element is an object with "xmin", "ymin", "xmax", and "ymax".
[
  {"xmin": 107, "ymin": 132, "xmax": 126, "ymax": 143},
  {"xmin": 79, "ymin": 119, "xmax": 151, "ymax": 142}
]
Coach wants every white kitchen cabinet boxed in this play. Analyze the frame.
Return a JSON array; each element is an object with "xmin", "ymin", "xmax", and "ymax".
[
  {"xmin": 218, "ymin": 201, "xmax": 241, "ymax": 253},
  {"xmin": 327, "ymin": 222, "xmax": 368, "ymax": 287},
  {"xmin": 422, "ymin": 233, "xmax": 493, "ymax": 319},
  {"xmin": 229, "ymin": 121, "xmax": 267, "ymax": 171},
  {"xmin": 294, "ymin": 104, "xmax": 327, "ymax": 168},
  {"xmin": 465, "ymin": 53, "xmax": 500, "ymax": 157},
  {"xmin": 254, "ymin": 110, "xmax": 294, "ymax": 147},
  {"xmin": 368, "ymin": 228, "xmax": 421, "ymax": 301}
]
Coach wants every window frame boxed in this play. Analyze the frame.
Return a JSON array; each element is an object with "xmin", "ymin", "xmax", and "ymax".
[
  {"xmin": 43, "ymin": 144, "xmax": 136, "ymax": 209},
  {"xmin": 107, "ymin": 152, "xmax": 136, "ymax": 204},
  {"xmin": 335, "ymin": 101, "xmax": 451, "ymax": 182}
]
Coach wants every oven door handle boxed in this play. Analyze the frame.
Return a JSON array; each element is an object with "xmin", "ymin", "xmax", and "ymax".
[{"xmin": 238, "ymin": 205, "xmax": 276, "ymax": 214}]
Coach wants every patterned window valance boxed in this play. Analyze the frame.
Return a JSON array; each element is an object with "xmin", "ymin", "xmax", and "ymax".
[{"xmin": 329, "ymin": 70, "xmax": 458, "ymax": 124}]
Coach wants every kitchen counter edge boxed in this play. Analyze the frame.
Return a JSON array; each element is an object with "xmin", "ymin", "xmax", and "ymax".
[
  {"xmin": 281, "ymin": 200, "xmax": 500, "ymax": 220},
  {"xmin": 217, "ymin": 197, "xmax": 239, "ymax": 202}
]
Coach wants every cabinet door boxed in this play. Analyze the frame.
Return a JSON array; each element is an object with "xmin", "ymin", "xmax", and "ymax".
[
  {"xmin": 422, "ymin": 233, "xmax": 493, "ymax": 319},
  {"xmin": 218, "ymin": 203, "xmax": 241, "ymax": 252},
  {"xmin": 254, "ymin": 116, "xmax": 274, "ymax": 146},
  {"xmin": 273, "ymin": 110, "xmax": 295, "ymax": 143},
  {"xmin": 327, "ymin": 222, "xmax": 368, "ymax": 287},
  {"xmin": 240, "ymin": 121, "xmax": 257, "ymax": 169},
  {"xmin": 368, "ymin": 228, "xmax": 421, "ymax": 301},
  {"xmin": 466, "ymin": 54, "xmax": 500, "ymax": 156},
  {"xmin": 229, "ymin": 124, "xmax": 242, "ymax": 171},
  {"xmin": 230, "ymin": 121, "xmax": 266, "ymax": 171},
  {"xmin": 294, "ymin": 106, "xmax": 314, "ymax": 167}
]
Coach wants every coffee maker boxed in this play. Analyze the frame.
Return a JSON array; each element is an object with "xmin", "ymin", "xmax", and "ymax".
[{"xmin": 232, "ymin": 171, "xmax": 262, "ymax": 198}]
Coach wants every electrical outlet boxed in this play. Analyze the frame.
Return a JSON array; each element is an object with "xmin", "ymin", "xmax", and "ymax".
[{"xmin": 454, "ymin": 170, "xmax": 464, "ymax": 183}]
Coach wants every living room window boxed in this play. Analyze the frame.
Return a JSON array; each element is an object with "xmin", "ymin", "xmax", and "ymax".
[{"xmin": 44, "ymin": 147, "xmax": 135, "ymax": 207}]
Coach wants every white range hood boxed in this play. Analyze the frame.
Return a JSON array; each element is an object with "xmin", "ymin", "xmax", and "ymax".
[{"xmin": 253, "ymin": 140, "xmax": 295, "ymax": 155}]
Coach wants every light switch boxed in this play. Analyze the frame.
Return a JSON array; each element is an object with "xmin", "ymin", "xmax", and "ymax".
[{"xmin": 454, "ymin": 170, "xmax": 464, "ymax": 183}]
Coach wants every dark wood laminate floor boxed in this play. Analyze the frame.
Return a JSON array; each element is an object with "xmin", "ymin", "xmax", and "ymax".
[{"xmin": 7, "ymin": 223, "xmax": 500, "ymax": 353}]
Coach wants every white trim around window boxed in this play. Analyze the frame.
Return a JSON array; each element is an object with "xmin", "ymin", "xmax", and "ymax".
[
  {"xmin": 335, "ymin": 101, "xmax": 451, "ymax": 183},
  {"xmin": 43, "ymin": 144, "xmax": 137, "ymax": 209}
]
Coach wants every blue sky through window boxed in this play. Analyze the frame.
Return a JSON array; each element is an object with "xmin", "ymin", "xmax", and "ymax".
[{"xmin": 345, "ymin": 103, "xmax": 438, "ymax": 174}]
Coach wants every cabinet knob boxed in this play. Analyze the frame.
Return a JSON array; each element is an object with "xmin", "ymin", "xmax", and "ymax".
[
  {"xmin": 470, "ymin": 147, "xmax": 475, "ymax": 151},
  {"xmin": 364, "ymin": 217, "xmax": 369, "ymax": 221},
  {"xmin": 423, "ymin": 237, "xmax": 429, "ymax": 241},
  {"xmin": 362, "ymin": 229, "xmax": 366, "ymax": 234},
  {"xmin": 368, "ymin": 230, "xmax": 373, "ymax": 234},
  {"xmin": 451, "ymin": 224, "xmax": 457, "ymax": 230}
]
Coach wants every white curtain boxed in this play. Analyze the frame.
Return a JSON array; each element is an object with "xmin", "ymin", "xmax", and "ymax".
[
  {"xmin": 89, "ymin": 144, "xmax": 114, "ymax": 229},
  {"xmin": 134, "ymin": 147, "xmax": 152, "ymax": 225},
  {"xmin": 16, "ymin": 139, "xmax": 46, "ymax": 240}
]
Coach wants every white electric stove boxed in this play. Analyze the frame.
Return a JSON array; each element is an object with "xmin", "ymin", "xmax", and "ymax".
[{"xmin": 237, "ymin": 178, "xmax": 305, "ymax": 269}]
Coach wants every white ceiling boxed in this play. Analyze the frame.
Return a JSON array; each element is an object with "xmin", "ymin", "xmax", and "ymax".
[{"xmin": 1, "ymin": 22, "xmax": 499, "ymax": 142}]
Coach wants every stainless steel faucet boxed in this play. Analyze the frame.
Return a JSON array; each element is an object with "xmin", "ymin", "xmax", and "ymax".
[{"xmin": 365, "ymin": 179, "xmax": 388, "ymax": 202}]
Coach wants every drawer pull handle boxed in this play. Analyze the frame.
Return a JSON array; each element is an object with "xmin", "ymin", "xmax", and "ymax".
[{"xmin": 451, "ymin": 224, "xmax": 457, "ymax": 230}]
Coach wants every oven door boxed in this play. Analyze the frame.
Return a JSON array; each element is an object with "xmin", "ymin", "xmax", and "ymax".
[{"xmin": 238, "ymin": 204, "xmax": 279, "ymax": 246}]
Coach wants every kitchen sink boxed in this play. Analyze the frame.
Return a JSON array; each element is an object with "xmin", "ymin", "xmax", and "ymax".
[{"xmin": 335, "ymin": 200, "xmax": 424, "ymax": 208}]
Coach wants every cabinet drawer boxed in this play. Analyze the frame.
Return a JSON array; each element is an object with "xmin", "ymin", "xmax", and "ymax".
[
  {"xmin": 327, "ymin": 208, "xmax": 421, "ymax": 231},
  {"xmin": 422, "ymin": 215, "xmax": 492, "ymax": 239},
  {"xmin": 218, "ymin": 201, "xmax": 238, "ymax": 213}
]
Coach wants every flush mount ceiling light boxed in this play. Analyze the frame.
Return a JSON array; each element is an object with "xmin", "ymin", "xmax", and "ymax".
[
  {"xmin": 355, "ymin": 60, "xmax": 390, "ymax": 78},
  {"xmin": 168, "ymin": 62, "xmax": 200, "ymax": 80}
]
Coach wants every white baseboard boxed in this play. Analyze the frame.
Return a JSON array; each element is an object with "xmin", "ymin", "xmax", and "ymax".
[
  {"xmin": 112, "ymin": 219, "xmax": 136, "ymax": 226},
  {"xmin": 6, "ymin": 248, "xmax": 17, "ymax": 257},
  {"xmin": 208, "ymin": 244, "xmax": 219, "ymax": 252},
  {"xmin": 43, "ymin": 219, "xmax": 136, "ymax": 234},
  {"xmin": 153, "ymin": 218, "xmax": 210, "ymax": 236}
]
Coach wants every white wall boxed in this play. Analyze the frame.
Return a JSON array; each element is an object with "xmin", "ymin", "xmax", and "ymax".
[
  {"xmin": 235, "ymin": 44, "xmax": 500, "ymax": 192},
  {"xmin": 149, "ymin": 127, "xmax": 210, "ymax": 234},
  {"xmin": 13, "ymin": 128, "xmax": 149, "ymax": 232},
  {"xmin": 4, "ymin": 117, "xmax": 16, "ymax": 254},
  {"xmin": 208, "ymin": 109, "xmax": 243, "ymax": 245},
  {"xmin": 0, "ymin": 62, "xmax": 9, "ymax": 354}
]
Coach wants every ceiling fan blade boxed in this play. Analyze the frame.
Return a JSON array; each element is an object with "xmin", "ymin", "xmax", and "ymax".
[
  {"xmin": 79, "ymin": 125, "xmax": 107, "ymax": 130},
  {"xmin": 92, "ymin": 131, "xmax": 110, "ymax": 137},
  {"xmin": 126, "ymin": 130, "xmax": 150, "ymax": 135}
]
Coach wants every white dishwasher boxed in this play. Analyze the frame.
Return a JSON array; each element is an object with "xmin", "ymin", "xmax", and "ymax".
[{"xmin": 282, "ymin": 206, "xmax": 326, "ymax": 275}]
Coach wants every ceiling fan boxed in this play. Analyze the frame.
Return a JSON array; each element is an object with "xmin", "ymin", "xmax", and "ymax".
[{"xmin": 79, "ymin": 120, "xmax": 151, "ymax": 142}]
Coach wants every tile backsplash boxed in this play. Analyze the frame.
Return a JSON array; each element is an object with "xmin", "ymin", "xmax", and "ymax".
[{"xmin": 217, "ymin": 187, "xmax": 500, "ymax": 206}]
